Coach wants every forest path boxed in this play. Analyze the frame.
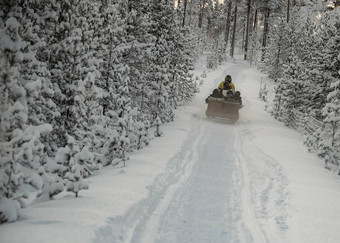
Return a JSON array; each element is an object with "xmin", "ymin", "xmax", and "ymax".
[{"xmin": 92, "ymin": 61, "xmax": 290, "ymax": 243}]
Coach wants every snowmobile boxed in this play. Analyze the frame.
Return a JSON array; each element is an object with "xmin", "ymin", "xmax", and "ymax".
[{"xmin": 205, "ymin": 89, "xmax": 243, "ymax": 122}]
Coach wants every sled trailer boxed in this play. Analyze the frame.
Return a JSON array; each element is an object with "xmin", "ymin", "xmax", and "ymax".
[{"xmin": 206, "ymin": 97, "xmax": 242, "ymax": 121}]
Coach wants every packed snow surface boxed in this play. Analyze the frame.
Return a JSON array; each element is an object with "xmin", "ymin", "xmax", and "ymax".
[{"xmin": 1, "ymin": 57, "xmax": 340, "ymax": 243}]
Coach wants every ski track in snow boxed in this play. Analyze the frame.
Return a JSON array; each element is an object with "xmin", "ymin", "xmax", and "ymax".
[
  {"xmin": 92, "ymin": 62, "xmax": 291, "ymax": 243},
  {"xmin": 232, "ymin": 124, "xmax": 290, "ymax": 243},
  {"xmin": 150, "ymin": 119, "xmax": 235, "ymax": 243}
]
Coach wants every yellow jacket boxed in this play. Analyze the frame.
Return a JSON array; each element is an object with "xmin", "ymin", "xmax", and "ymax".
[{"xmin": 218, "ymin": 81, "xmax": 235, "ymax": 90}]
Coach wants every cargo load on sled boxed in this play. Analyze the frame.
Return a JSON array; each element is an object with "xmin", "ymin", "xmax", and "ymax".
[{"xmin": 205, "ymin": 89, "xmax": 243, "ymax": 121}]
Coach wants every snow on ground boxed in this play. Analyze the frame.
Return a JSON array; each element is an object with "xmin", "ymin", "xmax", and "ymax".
[{"xmin": 1, "ymin": 56, "xmax": 340, "ymax": 243}]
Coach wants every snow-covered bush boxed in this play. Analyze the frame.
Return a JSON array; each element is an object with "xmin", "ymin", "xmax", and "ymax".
[
  {"xmin": 0, "ymin": 198, "xmax": 21, "ymax": 224},
  {"xmin": 134, "ymin": 121, "xmax": 150, "ymax": 150},
  {"xmin": 37, "ymin": 166, "xmax": 64, "ymax": 200},
  {"xmin": 64, "ymin": 146, "xmax": 92, "ymax": 197},
  {"xmin": 153, "ymin": 116, "xmax": 163, "ymax": 137}
]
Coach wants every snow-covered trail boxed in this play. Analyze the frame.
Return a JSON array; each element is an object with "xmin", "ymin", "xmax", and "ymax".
[
  {"xmin": 133, "ymin": 117, "xmax": 235, "ymax": 243},
  {"xmin": 93, "ymin": 61, "xmax": 290, "ymax": 243}
]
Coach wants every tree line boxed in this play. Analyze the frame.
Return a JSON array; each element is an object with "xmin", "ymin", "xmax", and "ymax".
[{"xmin": 0, "ymin": 0, "xmax": 200, "ymax": 223}]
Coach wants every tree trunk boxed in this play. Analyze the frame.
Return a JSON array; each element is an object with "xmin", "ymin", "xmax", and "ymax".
[
  {"xmin": 198, "ymin": 0, "xmax": 206, "ymax": 29},
  {"xmin": 287, "ymin": 0, "xmax": 290, "ymax": 23},
  {"xmin": 182, "ymin": 0, "xmax": 187, "ymax": 27},
  {"xmin": 253, "ymin": 9, "xmax": 257, "ymax": 31},
  {"xmin": 261, "ymin": 8, "xmax": 270, "ymax": 61},
  {"xmin": 242, "ymin": 21, "xmax": 246, "ymax": 52},
  {"xmin": 224, "ymin": 0, "xmax": 232, "ymax": 50},
  {"xmin": 244, "ymin": 0, "xmax": 251, "ymax": 60},
  {"xmin": 230, "ymin": 5, "xmax": 237, "ymax": 58},
  {"xmin": 188, "ymin": 0, "xmax": 193, "ymax": 26},
  {"xmin": 206, "ymin": 4, "xmax": 212, "ymax": 35}
]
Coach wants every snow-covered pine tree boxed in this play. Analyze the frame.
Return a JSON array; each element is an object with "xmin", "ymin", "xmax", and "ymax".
[
  {"xmin": 321, "ymin": 79, "xmax": 340, "ymax": 171},
  {"xmin": 10, "ymin": 1, "xmax": 57, "ymax": 170},
  {"xmin": 115, "ymin": 71, "xmax": 134, "ymax": 166},
  {"xmin": 53, "ymin": 135, "xmax": 93, "ymax": 186},
  {"xmin": 0, "ymin": 12, "xmax": 60, "ymax": 221},
  {"xmin": 25, "ymin": 1, "xmax": 63, "ymax": 155},
  {"xmin": 268, "ymin": 7, "xmax": 312, "ymax": 126},
  {"xmin": 95, "ymin": 1, "xmax": 118, "ymax": 117},
  {"xmin": 294, "ymin": 4, "xmax": 333, "ymax": 156},
  {"xmin": 53, "ymin": 135, "xmax": 80, "ymax": 180},
  {"xmin": 271, "ymin": 82, "xmax": 284, "ymax": 120},
  {"xmin": 134, "ymin": 121, "xmax": 150, "ymax": 150},
  {"xmin": 146, "ymin": 1, "xmax": 173, "ymax": 123},
  {"xmin": 268, "ymin": 20, "xmax": 297, "ymax": 124},
  {"xmin": 65, "ymin": 144, "xmax": 91, "ymax": 197},
  {"xmin": 117, "ymin": 0, "xmax": 154, "ymax": 149},
  {"xmin": 247, "ymin": 27, "xmax": 262, "ymax": 66},
  {"xmin": 304, "ymin": 8, "xmax": 335, "ymax": 119},
  {"xmin": 60, "ymin": 0, "xmax": 98, "ymax": 145},
  {"xmin": 206, "ymin": 0, "xmax": 225, "ymax": 68},
  {"xmin": 125, "ymin": 0, "xmax": 154, "ymax": 116},
  {"xmin": 294, "ymin": 10, "xmax": 321, "ymax": 116},
  {"xmin": 39, "ymin": 0, "xmax": 89, "ymax": 149},
  {"xmin": 36, "ymin": 166, "xmax": 64, "ymax": 200},
  {"xmin": 0, "ymin": 10, "xmax": 53, "ymax": 222},
  {"xmin": 38, "ymin": 1, "xmax": 71, "ymax": 149},
  {"xmin": 72, "ymin": 72, "xmax": 101, "ymax": 170},
  {"xmin": 319, "ymin": 9, "xmax": 340, "ymax": 171},
  {"xmin": 15, "ymin": 1, "xmax": 56, "ymax": 138},
  {"xmin": 262, "ymin": 19, "xmax": 287, "ymax": 81},
  {"xmin": 92, "ymin": 0, "xmax": 144, "ymax": 166},
  {"xmin": 169, "ymin": 17, "xmax": 198, "ymax": 106},
  {"xmin": 153, "ymin": 115, "xmax": 163, "ymax": 137}
]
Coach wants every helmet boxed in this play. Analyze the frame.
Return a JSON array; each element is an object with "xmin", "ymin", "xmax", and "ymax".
[{"xmin": 225, "ymin": 75, "xmax": 232, "ymax": 83}]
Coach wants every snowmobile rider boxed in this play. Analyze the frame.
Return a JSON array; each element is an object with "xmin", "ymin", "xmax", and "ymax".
[
  {"xmin": 205, "ymin": 74, "xmax": 242, "ymax": 105},
  {"xmin": 218, "ymin": 75, "xmax": 235, "ymax": 91},
  {"xmin": 218, "ymin": 75, "xmax": 242, "ymax": 105}
]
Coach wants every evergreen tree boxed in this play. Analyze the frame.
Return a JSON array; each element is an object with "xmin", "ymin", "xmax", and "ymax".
[
  {"xmin": 319, "ymin": 9, "xmax": 340, "ymax": 170},
  {"xmin": 73, "ymin": 72, "xmax": 102, "ymax": 170},
  {"xmin": 0, "ymin": 12, "xmax": 52, "ymax": 220},
  {"xmin": 115, "ymin": 71, "xmax": 134, "ymax": 165},
  {"xmin": 37, "ymin": 166, "xmax": 64, "ymax": 200},
  {"xmin": 65, "ymin": 143, "xmax": 91, "ymax": 197},
  {"xmin": 262, "ymin": 19, "xmax": 286, "ymax": 81},
  {"xmin": 147, "ymin": 0, "xmax": 176, "ymax": 123}
]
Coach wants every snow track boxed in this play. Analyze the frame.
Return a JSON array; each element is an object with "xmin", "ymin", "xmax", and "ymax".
[
  {"xmin": 232, "ymin": 125, "xmax": 290, "ymax": 242},
  {"xmin": 93, "ymin": 115, "xmax": 208, "ymax": 243},
  {"xmin": 150, "ymin": 118, "xmax": 235, "ymax": 243},
  {"xmin": 93, "ymin": 113, "xmax": 237, "ymax": 243}
]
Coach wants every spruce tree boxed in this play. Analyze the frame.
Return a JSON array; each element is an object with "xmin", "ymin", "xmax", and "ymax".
[
  {"xmin": 0, "ymin": 12, "xmax": 52, "ymax": 220},
  {"xmin": 319, "ymin": 9, "xmax": 340, "ymax": 170}
]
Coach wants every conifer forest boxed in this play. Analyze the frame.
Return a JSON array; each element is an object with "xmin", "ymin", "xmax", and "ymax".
[{"xmin": 0, "ymin": 0, "xmax": 339, "ymax": 223}]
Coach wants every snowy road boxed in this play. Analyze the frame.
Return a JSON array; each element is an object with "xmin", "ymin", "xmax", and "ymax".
[{"xmin": 93, "ymin": 62, "xmax": 291, "ymax": 243}]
